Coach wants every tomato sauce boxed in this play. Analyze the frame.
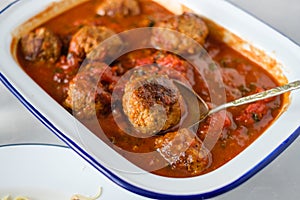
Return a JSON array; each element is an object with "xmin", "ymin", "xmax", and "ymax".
[{"xmin": 16, "ymin": 0, "xmax": 283, "ymax": 177}]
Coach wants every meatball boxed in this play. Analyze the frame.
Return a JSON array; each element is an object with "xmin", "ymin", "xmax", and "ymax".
[
  {"xmin": 69, "ymin": 26, "xmax": 121, "ymax": 60},
  {"xmin": 20, "ymin": 27, "xmax": 62, "ymax": 62},
  {"xmin": 96, "ymin": 0, "xmax": 140, "ymax": 17},
  {"xmin": 64, "ymin": 62, "xmax": 118, "ymax": 119},
  {"xmin": 122, "ymin": 70, "xmax": 182, "ymax": 135},
  {"xmin": 152, "ymin": 13, "xmax": 209, "ymax": 54},
  {"xmin": 155, "ymin": 128, "xmax": 212, "ymax": 175}
]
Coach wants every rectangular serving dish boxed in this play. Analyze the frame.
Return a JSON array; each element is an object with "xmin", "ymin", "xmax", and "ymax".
[{"xmin": 1, "ymin": 0, "xmax": 300, "ymax": 199}]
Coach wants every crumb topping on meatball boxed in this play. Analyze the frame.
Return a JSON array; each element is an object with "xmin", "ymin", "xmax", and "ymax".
[{"xmin": 122, "ymin": 70, "xmax": 182, "ymax": 135}]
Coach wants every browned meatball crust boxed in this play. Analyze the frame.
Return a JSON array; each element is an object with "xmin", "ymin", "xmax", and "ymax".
[
  {"xmin": 122, "ymin": 70, "xmax": 182, "ymax": 135},
  {"xmin": 69, "ymin": 26, "xmax": 120, "ymax": 60},
  {"xmin": 96, "ymin": 0, "xmax": 141, "ymax": 17},
  {"xmin": 64, "ymin": 62, "xmax": 118, "ymax": 119},
  {"xmin": 20, "ymin": 27, "xmax": 62, "ymax": 62},
  {"xmin": 152, "ymin": 13, "xmax": 209, "ymax": 54},
  {"xmin": 155, "ymin": 128, "xmax": 212, "ymax": 175}
]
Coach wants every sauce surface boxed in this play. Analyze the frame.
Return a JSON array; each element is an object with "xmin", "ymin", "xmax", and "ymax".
[{"xmin": 16, "ymin": 0, "xmax": 283, "ymax": 177}]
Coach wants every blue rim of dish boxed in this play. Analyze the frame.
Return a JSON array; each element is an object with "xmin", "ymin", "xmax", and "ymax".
[
  {"xmin": 1, "ymin": 0, "xmax": 300, "ymax": 199},
  {"xmin": 0, "ymin": 143, "xmax": 69, "ymax": 149},
  {"xmin": 0, "ymin": 0, "xmax": 20, "ymax": 14}
]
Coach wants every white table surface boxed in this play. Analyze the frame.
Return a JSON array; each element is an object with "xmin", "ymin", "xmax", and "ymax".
[{"xmin": 0, "ymin": 0, "xmax": 300, "ymax": 199}]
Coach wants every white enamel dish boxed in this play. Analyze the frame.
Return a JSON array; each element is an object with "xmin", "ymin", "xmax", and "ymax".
[{"xmin": 0, "ymin": 0, "xmax": 300, "ymax": 199}]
